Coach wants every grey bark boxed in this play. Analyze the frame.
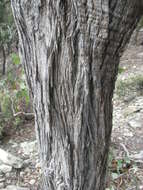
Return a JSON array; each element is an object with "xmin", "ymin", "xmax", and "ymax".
[
  {"xmin": 1, "ymin": 45, "xmax": 6, "ymax": 75},
  {"xmin": 11, "ymin": 0, "xmax": 143, "ymax": 190}
]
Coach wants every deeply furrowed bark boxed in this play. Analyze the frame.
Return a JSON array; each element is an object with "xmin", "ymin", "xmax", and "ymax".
[{"xmin": 11, "ymin": 0, "xmax": 142, "ymax": 189}]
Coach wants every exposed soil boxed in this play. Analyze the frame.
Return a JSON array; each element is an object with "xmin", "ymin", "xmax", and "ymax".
[{"xmin": 110, "ymin": 45, "xmax": 143, "ymax": 190}]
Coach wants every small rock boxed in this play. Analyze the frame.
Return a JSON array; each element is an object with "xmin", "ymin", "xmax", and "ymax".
[
  {"xmin": 0, "ymin": 148, "xmax": 24, "ymax": 169},
  {"xmin": 35, "ymin": 162, "xmax": 41, "ymax": 168},
  {"xmin": 0, "ymin": 165, "xmax": 12, "ymax": 173},
  {"xmin": 29, "ymin": 179, "xmax": 36, "ymax": 185},
  {"xmin": 130, "ymin": 151, "xmax": 143, "ymax": 160},
  {"xmin": 124, "ymin": 106, "xmax": 141, "ymax": 116},
  {"xmin": 20, "ymin": 141, "xmax": 37, "ymax": 156},
  {"xmin": 128, "ymin": 119, "xmax": 142, "ymax": 128},
  {"xmin": 20, "ymin": 171, "xmax": 25, "ymax": 177},
  {"xmin": 124, "ymin": 95, "xmax": 136, "ymax": 102},
  {"xmin": 12, "ymin": 143, "xmax": 18, "ymax": 148}
]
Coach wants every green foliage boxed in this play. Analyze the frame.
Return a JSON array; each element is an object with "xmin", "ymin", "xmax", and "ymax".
[
  {"xmin": 0, "ymin": 0, "xmax": 5, "ymax": 23},
  {"xmin": 0, "ymin": 0, "xmax": 16, "ymax": 49},
  {"xmin": 0, "ymin": 94, "xmax": 12, "ymax": 118},
  {"xmin": 0, "ymin": 54, "xmax": 30, "ymax": 137},
  {"xmin": 13, "ymin": 117, "xmax": 21, "ymax": 127},
  {"xmin": 11, "ymin": 53, "xmax": 20, "ymax": 65},
  {"xmin": 118, "ymin": 67, "xmax": 125, "ymax": 74}
]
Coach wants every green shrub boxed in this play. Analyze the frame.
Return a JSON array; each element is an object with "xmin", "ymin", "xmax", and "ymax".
[
  {"xmin": 0, "ymin": 53, "xmax": 31, "ymax": 138},
  {"xmin": 11, "ymin": 53, "xmax": 20, "ymax": 65}
]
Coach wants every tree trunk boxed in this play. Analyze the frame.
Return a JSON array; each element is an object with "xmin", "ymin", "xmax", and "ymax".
[
  {"xmin": 11, "ymin": 1, "xmax": 143, "ymax": 189},
  {"xmin": 1, "ymin": 45, "xmax": 6, "ymax": 75}
]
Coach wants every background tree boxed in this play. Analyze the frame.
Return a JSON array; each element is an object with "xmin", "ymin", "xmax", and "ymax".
[
  {"xmin": 0, "ymin": 0, "xmax": 16, "ymax": 75},
  {"xmin": 11, "ymin": 0, "xmax": 143, "ymax": 190},
  {"xmin": 0, "ymin": 1, "xmax": 31, "ymax": 139}
]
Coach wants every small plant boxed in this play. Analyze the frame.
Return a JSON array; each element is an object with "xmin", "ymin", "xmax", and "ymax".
[
  {"xmin": 118, "ymin": 66, "xmax": 125, "ymax": 74},
  {"xmin": 115, "ymin": 75, "xmax": 143, "ymax": 98},
  {"xmin": 11, "ymin": 53, "xmax": 20, "ymax": 65},
  {"xmin": 107, "ymin": 148, "xmax": 134, "ymax": 189}
]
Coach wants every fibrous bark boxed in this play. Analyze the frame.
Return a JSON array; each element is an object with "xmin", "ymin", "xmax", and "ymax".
[
  {"xmin": 11, "ymin": 0, "xmax": 142, "ymax": 189},
  {"xmin": 1, "ymin": 45, "xmax": 6, "ymax": 75}
]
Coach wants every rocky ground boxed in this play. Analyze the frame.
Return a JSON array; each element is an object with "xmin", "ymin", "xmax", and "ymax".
[
  {"xmin": 0, "ymin": 123, "xmax": 40, "ymax": 190},
  {"xmin": 0, "ymin": 44, "xmax": 143, "ymax": 190},
  {"xmin": 110, "ymin": 45, "xmax": 143, "ymax": 189}
]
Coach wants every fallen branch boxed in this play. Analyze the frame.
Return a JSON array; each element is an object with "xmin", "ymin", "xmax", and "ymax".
[
  {"xmin": 10, "ymin": 97, "xmax": 34, "ymax": 118},
  {"xmin": 13, "ymin": 111, "xmax": 34, "ymax": 117},
  {"xmin": 120, "ymin": 143, "xmax": 130, "ymax": 157},
  {"xmin": 120, "ymin": 143, "xmax": 143, "ymax": 163}
]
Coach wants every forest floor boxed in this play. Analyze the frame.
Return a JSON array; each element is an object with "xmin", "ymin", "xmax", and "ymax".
[
  {"xmin": 0, "ymin": 45, "xmax": 143, "ymax": 190},
  {"xmin": 110, "ymin": 45, "xmax": 143, "ymax": 190}
]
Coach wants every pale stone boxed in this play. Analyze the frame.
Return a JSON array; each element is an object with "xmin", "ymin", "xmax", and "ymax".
[
  {"xmin": 0, "ymin": 148, "xmax": 23, "ymax": 169},
  {"xmin": 124, "ymin": 106, "xmax": 141, "ymax": 116},
  {"xmin": 35, "ymin": 162, "xmax": 41, "ymax": 168},
  {"xmin": 0, "ymin": 165, "xmax": 12, "ymax": 173},
  {"xmin": 130, "ymin": 151, "xmax": 143, "ymax": 160},
  {"xmin": 29, "ymin": 179, "xmax": 36, "ymax": 185},
  {"xmin": 20, "ymin": 141, "xmax": 37, "ymax": 156},
  {"xmin": 128, "ymin": 119, "xmax": 142, "ymax": 129},
  {"xmin": 20, "ymin": 171, "xmax": 25, "ymax": 177},
  {"xmin": 0, "ymin": 182, "xmax": 4, "ymax": 188}
]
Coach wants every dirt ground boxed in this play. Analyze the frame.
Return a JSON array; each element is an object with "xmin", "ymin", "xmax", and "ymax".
[{"xmin": 110, "ymin": 45, "xmax": 143, "ymax": 190}]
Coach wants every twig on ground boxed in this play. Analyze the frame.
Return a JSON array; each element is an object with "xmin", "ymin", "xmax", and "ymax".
[{"xmin": 10, "ymin": 97, "xmax": 34, "ymax": 117}]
